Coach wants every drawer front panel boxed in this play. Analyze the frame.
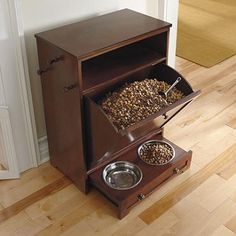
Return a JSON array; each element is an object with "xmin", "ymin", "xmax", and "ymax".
[
  {"xmin": 124, "ymin": 155, "xmax": 191, "ymax": 210},
  {"xmin": 89, "ymin": 135, "xmax": 192, "ymax": 212}
]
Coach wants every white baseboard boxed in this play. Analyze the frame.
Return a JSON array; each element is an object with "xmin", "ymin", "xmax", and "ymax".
[{"xmin": 38, "ymin": 136, "xmax": 49, "ymax": 164}]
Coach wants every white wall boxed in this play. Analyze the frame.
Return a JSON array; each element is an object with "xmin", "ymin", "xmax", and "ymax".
[
  {"xmin": 20, "ymin": 0, "xmax": 177, "ymax": 139},
  {"xmin": 20, "ymin": 0, "xmax": 153, "ymax": 138}
]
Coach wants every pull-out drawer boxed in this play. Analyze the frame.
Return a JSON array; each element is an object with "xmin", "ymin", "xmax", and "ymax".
[{"xmin": 89, "ymin": 135, "xmax": 192, "ymax": 219}]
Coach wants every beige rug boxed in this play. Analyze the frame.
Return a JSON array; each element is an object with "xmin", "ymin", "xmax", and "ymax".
[{"xmin": 177, "ymin": 0, "xmax": 236, "ymax": 67}]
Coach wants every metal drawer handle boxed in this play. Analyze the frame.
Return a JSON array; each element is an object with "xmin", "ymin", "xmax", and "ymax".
[
  {"xmin": 49, "ymin": 55, "xmax": 64, "ymax": 65},
  {"xmin": 137, "ymin": 193, "xmax": 145, "ymax": 201},
  {"xmin": 37, "ymin": 67, "xmax": 50, "ymax": 75},
  {"xmin": 37, "ymin": 55, "xmax": 64, "ymax": 75},
  {"xmin": 173, "ymin": 168, "xmax": 180, "ymax": 174},
  {"xmin": 173, "ymin": 164, "xmax": 188, "ymax": 175},
  {"xmin": 63, "ymin": 84, "xmax": 78, "ymax": 92},
  {"xmin": 163, "ymin": 113, "xmax": 168, "ymax": 119}
]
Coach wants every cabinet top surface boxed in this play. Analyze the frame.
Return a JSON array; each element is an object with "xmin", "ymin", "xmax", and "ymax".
[{"xmin": 35, "ymin": 9, "xmax": 171, "ymax": 60}]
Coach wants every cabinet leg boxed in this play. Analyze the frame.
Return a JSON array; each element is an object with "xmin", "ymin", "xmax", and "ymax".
[{"xmin": 118, "ymin": 204, "xmax": 129, "ymax": 219}]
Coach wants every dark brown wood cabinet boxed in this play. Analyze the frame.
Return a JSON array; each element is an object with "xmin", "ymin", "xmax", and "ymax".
[{"xmin": 36, "ymin": 9, "xmax": 200, "ymax": 218}]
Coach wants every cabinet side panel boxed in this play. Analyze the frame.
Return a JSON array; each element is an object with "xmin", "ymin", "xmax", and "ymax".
[{"xmin": 36, "ymin": 38, "xmax": 87, "ymax": 192}]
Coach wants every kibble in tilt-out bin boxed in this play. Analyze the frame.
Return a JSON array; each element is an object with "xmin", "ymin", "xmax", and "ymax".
[
  {"xmin": 85, "ymin": 63, "xmax": 200, "ymax": 168},
  {"xmin": 99, "ymin": 78, "xmax": 184, "ymax": 131}
]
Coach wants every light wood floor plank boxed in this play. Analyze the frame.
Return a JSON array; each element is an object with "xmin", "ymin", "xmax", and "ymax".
[
  {"xmin": 35, "ymin": 194, "xmax": 109, "ymax": 235},
  {"xmin": 135, "ymin": 213, "xmax": 178, "ymax": 236},
  {"xmin": 0, "ymin": 176, "xmax": 70, "ymax": 224},
  {"xmin": 0, "ymin": 163, "xmax": 64, "ymax": 208},
  {"xmin": 226, "ymin": 214, "xmax": 236, "ymax": 234},
  {"xmin": 227, "ymin": 118, "xmax": 236, "ymax": 130},
  {"xmin": 211, "ymin": 225, "xmax": 236, "ymax": 236},
  {"xmin": 195, "ymin": 199, "xmax": 236, "ymax": 236},
  {"xmin": 170, "ymin": 199, "xmax": 236, "ymax": 236},
  {"xmin": 111, "ymin": 217, "xmax": 146, "ymax": 236},
  {"xmin": 24, "ymin": 184, "xmax": 87, "ymax": 222},
  {"xmin": 1, "ymin": 56, "xmax": 236, "ymax": 235},
  {"xmin": 138, "ymin": 144, "xmax": 236, "ymax": 224},
  {"xmin": 60, "ymin": 220, "xmax": 95, "ymax": 236},
  {"xmin": 217, "ymin": 150, "xmax": 236, "ymax": 180},
  {"xmin": 0, "ymin": 212, "xmax": 36, "ymax": 236}
]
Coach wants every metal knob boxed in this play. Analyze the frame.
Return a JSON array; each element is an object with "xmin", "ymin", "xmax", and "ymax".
[
  {"xmin": 63, "ymin": 84, "xmax": 77, "ymax": 92},
  {"xmin": 37, "ymin": 55, "xmax": 64, "ymax": 75},
  {"xmin": 163, "ymin": 113, "xmax": 168, "ymax": 119},
  {"xmin": 138, "ymin": 193, "xmax": 145, "ymax": 201},
  {"xmin": 173, "ymin": 168, "xmax": 180, "ymax": 174}
]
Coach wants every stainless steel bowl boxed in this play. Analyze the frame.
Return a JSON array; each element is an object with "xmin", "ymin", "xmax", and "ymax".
[
  {"xmin": 103, "ymin": 161, "xmax": 143, "ymax": 190},
  {"xmin": 138, "ymin": 140, "xmax": 175, "ymax": 166}
]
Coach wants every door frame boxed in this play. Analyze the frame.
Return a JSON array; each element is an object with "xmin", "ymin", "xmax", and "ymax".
[
  {"xmin": 0, "ymin": 107, "xmax": 19, "ymax": 179},
  {"xmin": 158, "ymin": 0, "xmax": 179, "ymax": 67},
  {"xmin": 12, "ymin": 0, "xmax": 40, "ymax": 166},
  {"xmin": 0, "ymin": 0, "xmax": 40, "ymax": 178}
]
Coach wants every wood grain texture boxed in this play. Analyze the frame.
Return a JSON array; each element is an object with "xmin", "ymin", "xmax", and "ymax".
[
  {"xmin": 0, "ymin": 56, "xmax": 236, "ymax": 235},
  {"xmin": 139, "ymin": 143, "xmax": 236, "ymax": 224},
  {"xmin": 227, "ymin": 118, "xmax": 236, "ymax": 129},
  {"xmin": 36, "ymin": 38, "xmax": 87, "ymax": 192},
  {"xmin": 226, "ymin": 214, "xmax": 236, "ymax": 234},
  {"xmin": 211, "ymin": 225, "xmax": 236, "ymax": 236},
  {"xmin": 36, "ymin": 10, "xmax": 172, "ymax": 196},
  {"xmin": 0, "ymin": 176, "xmax": 71, "ymax": 224},
  {"xmin": 0, "ymin": 162, "xmax": 64, "ymax": 208},
  {"xmin": 35, "ymin": 9, "xmax": 171, "ymax": 60}
]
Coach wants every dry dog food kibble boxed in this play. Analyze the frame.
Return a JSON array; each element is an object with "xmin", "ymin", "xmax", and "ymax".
[
  {"xmin": 99, "ymin": 78, "xmax": 184, "ymax": 130},
  {"xmin": 139, "ymin": 141, "xmax": 174, "ymax": 165}
]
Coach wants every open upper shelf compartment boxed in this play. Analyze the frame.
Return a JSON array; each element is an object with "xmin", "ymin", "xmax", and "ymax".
[
  {"xmin": 82, "ymin": 32, "xmax": 168, "ymax": 94},
  {"xmin": 35, "ymin": 8, "xmax": 171, "ymax": 95}
]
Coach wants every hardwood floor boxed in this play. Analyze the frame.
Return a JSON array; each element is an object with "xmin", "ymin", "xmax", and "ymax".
[{"xmin": 1, "ymin": 56, "xmax": 236, "ymax": 235}]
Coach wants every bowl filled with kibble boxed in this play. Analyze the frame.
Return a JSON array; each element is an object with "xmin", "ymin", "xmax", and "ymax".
[{"xmin": 138, "ymin": 140, "xmax": 175, "ymax": 165}]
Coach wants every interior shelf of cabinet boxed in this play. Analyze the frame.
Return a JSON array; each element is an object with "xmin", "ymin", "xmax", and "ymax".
[{"xmin": 82, "ymin": 44, "xmax": 166, "ymax": 94}]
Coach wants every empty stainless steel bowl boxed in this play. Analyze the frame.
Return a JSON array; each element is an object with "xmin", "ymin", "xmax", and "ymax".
[{"xmin": 103, "ymin": 161, "xmax": 143, "ymax": 190}]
